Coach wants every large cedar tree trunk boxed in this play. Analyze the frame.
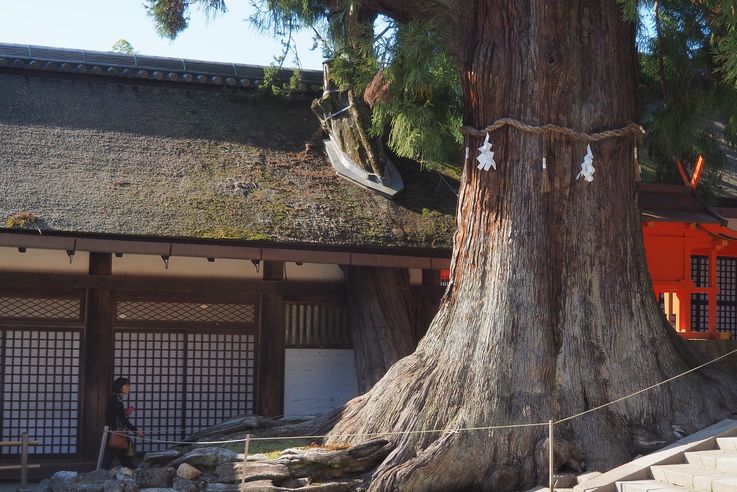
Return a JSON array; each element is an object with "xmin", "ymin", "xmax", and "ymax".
[
  {"xmin": 345, "ymin": 266, "xmax": 415, "ymax": 393},
  {"xmin": 326, "ymin": 1, "xmax": 737, "ymax": 490}
]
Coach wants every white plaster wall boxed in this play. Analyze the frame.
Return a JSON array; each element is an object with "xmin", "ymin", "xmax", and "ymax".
[
  {"xmin": 0, "ymin": 246, "xmax": 89, "ymax": 273},
  {"xmin": 284, "ymin": 348, "xmax": 358, "ymax": 417},
  {"xmin": 284, "ymin": 262, "xmax": 344, "ymax": 281},
  {"xmin": 113, "ymin": 254, "xmax": 261, "ymax": 278}
]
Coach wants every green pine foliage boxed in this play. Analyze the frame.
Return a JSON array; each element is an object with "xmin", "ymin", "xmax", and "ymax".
[
  {"xmin": 368, "ymin": 20, "xmax": 462, "ymax": 168},
  {"xmin": 111, "ymin": 39, "xmax": 136, "ymax": 55},
  {"xmin": 638, "ymin": 0, "xmax": 737, "ymax": 200},
  {"xmin": 144, "ymin": 0, "xmax": 227, "ymax": 40}
]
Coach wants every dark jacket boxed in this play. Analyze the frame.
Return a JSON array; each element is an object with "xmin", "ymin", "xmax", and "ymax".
[{"xmin": 105, "ymin": 394, "xmax": 137, "ymax": 431}]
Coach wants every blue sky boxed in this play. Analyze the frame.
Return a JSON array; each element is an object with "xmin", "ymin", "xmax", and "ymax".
[{"xmin": 0, "ymin": 1, "xmax": 325, "ymax": 69}]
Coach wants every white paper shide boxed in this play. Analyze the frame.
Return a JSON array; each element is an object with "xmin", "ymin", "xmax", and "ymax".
[{"xmin": 476, "ymin": 133, "xmax": 496, "ymax": 172}]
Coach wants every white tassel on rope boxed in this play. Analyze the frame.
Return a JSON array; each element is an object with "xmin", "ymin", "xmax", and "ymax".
[
  {"xmin": 476, "ymin": 133, "xmax": 496, "ymax": 171},
  {"xmin": 576, "ymin": 144, "xmax": 595, "ymax": 182},
  {"xmin": 634, "ymin": 145, "xmax": 642, "ymax": 181}
]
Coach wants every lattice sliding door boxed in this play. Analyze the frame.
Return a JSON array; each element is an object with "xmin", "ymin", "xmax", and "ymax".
[
  {"xmin": 113, "ymin": 332, "xmax": 185, "ymax": 453},
  {"xmin": 185, "ymin": 333, "xmax": 256, "ymax": 436},
  {"xmin": 691, "ymin": 256, "xmax": 709, "ymax": 332},
  {"xmin": 113, "ymin": 298, "xmax": 258, "ymax": 452},
  {"xmin": 718, "ymin": 257, "xmax": 737, "ymax": 339},
  {"xmin": 0, "ymin": 294, "xmax": 83, "ymax": 455}
]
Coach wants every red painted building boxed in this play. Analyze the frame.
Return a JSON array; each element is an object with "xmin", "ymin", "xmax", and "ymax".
[{"xmin": 641, "ymin": 183, "xmax": 737, "ymax": 340}]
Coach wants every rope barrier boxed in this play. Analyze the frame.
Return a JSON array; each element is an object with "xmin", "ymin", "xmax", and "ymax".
[
  {"xmin": 108, "ymin": 346, "xmax": 737, "ymax": 447},
  {"xmin": 460, "ymin": 118, "xmax": 645, "ymax": 142}
]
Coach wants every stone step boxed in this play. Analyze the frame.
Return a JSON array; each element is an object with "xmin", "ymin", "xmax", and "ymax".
[
  {"xmin": 718, "ymin": 439, "xmax": 737, "ymax": 452},
  {"xmin": 650, "ymin": 464, "xmax": 736, "ymax": 491},
  {"xmin": 711, "ymin": 478, "xmax": 737, "ymax": 492},
  {"xmin": 616, "ymin": 479, "xmax": 691, "ymax": 492},
  {"xmin": 685, "ymin": 451, "xmax": 737, "ymax": 473}
]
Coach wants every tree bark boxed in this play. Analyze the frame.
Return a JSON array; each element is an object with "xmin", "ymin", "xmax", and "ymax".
[
  {"xmin": 345, "ymin": 266, "xmax": 415, "ymax": 393},
  {"xmin": 326, "ymin": 1, "xmax": 737, "ymax": 491}
]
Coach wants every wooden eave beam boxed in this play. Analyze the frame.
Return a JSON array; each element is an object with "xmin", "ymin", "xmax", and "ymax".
[
  {"xmin": 0, "ymin": 271, "xmax": 345, "ymax": 295},
  {"xmin": 0, "ymin": 233, "xmax": 451, "ymax": 269}
]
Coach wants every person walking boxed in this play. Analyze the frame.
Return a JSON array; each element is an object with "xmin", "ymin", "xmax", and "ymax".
[{"xmin": 102, "ymin": 377, "xmax": 143, "ymax": 469}]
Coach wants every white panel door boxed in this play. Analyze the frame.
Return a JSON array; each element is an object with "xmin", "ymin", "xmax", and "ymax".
[{"xmin": 284, "ymin": 349, "xmax": 357, "ymax": 417}]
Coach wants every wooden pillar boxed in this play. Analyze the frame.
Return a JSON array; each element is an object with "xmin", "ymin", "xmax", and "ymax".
[
  {"xmin": 80, "ymin": 252, "xmax": 114, "ymax": 462},
  {"xmin": 679, "ymin": 289, "xmax": 692, "ymax": 335},
  {"xmin": 416, "ymin": 269, "xmax": 442, "ymax": 343},
  {"xmin": 257, "ymin": 261, "xmax": 285, "ymax": 417},
  {"xmin": 421, "ymin": 269, "xmax": 440, "ymax": 287},
  {"xmin": 682, "ymin": 241, "xmax": 694, "ymax": 335},
  {"xmin": 708, "ymin": 249, "xmax": 718, "ymax": 334}
]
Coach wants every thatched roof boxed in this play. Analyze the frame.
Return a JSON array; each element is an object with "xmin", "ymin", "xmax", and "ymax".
[{"xmin": 0, "ymin": 44, "xmax": 457, "ymax": 251}]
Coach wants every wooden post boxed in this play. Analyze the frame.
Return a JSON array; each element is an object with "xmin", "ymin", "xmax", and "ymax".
[
  {"xmin": 679, "ymin": 289, "xmax": 692, "ymax": 336},
  {"xmin": 81, "ymin": 253, "xmax": 114, "ymax": 463},
  {"xmin": 708, "ymin": 249, "xmax": 718, "ymax": 335},
  {"xmin": 96, "ymin": 426, "xmax": 109, "ymax": 471},
  {"xmin": 548, "ymin": 420, "xmax": 554, "ymax": 492},
  {"xmin": 241, "ymin": 434, "xmax": 250, "ymax": 488},
  {"xmin": 19, "ymin": 432, "xmax": 29, "ymax": 492},
  {"xmin": 257, "ymin": 261, "xmax": 285, "ymax": 417}
]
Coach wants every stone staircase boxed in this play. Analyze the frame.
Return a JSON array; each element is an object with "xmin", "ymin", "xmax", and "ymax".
[
  {"xmin": 617, "ymin": 437, "xmax": 737, "ymax": 491},
  {"xmin": 574, "ymin": 420, "xmax": 737, "ymax": 492}
]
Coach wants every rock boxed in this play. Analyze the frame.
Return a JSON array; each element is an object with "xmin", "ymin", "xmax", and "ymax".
[
  {"xmin": 301, "ymin": 483, "xmax": 352, "ymax": 492},
  {"xmin": 276, "ymin": 439, "xmax": 391, "ymax": 479},
  {"xmin": 204, "ymin": 484, "xmax": 240, "ymax": 492},
  {"xmin": 114, "ymin": 468, "xmax": 135, "ymax": 481},
  {"xmin": 79, "ymin": 470, "xmax": 113, "ymax": 484},
  {"xmin": 135, "ymin": 467, "xmax": 176, "ymax": 488},
  {"xmin": 50, "ymin": 471, "xmax": 80, "ymax": 492},
  {"xmin": 240, "ymin": 481, "xmax": 287, "ymax": 492},
  {"xmin": 53, "ymin": 472, "xmax": 80, "ymax": 481},
  {"xmin": 104, "ymin": 479, "xmax": 139, "ymax": 492},
  {"xmin": 552, "ymin": 473, "xmax": 578, "ymax": 488},
  {"xmin": 39, "ymin": 479, "xmax": 53, "ymax": 492},
  {"xmin": 279, "ymin": 478, "xmax": 308, "ymax": 488},
  {"xmin": 138, "ymin": 489, "xmax": 177, "ymax": 492},
  {"xmin": 140, "ymin": 451, "xmax": 182, "ymax": 469},
  {"xmin": 174, "ymin": 448, "xmax": 239, "ymax": 469},
  {"xmin": 172, "ymin": 478, "xmax": 200, "ymax": 492},
  {"xmin": 176, "ymin": 464, "xmax": 202, "ymax": 480},
  {"xmin": 81, "ymin": 486, "xmax": 105, "ymax": 492},
  {"xmin": 236, "ymin": 453, "xmax": 268, "ymax": 462},
  {"xmin": 215, "ymin": 462, "xmax": 290, "ymax": 484}
]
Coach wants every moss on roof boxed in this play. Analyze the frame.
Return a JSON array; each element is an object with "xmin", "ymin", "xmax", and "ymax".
[{"xmin": 0, "ymin": 71, "xmax": 456, "ymax": 249}]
